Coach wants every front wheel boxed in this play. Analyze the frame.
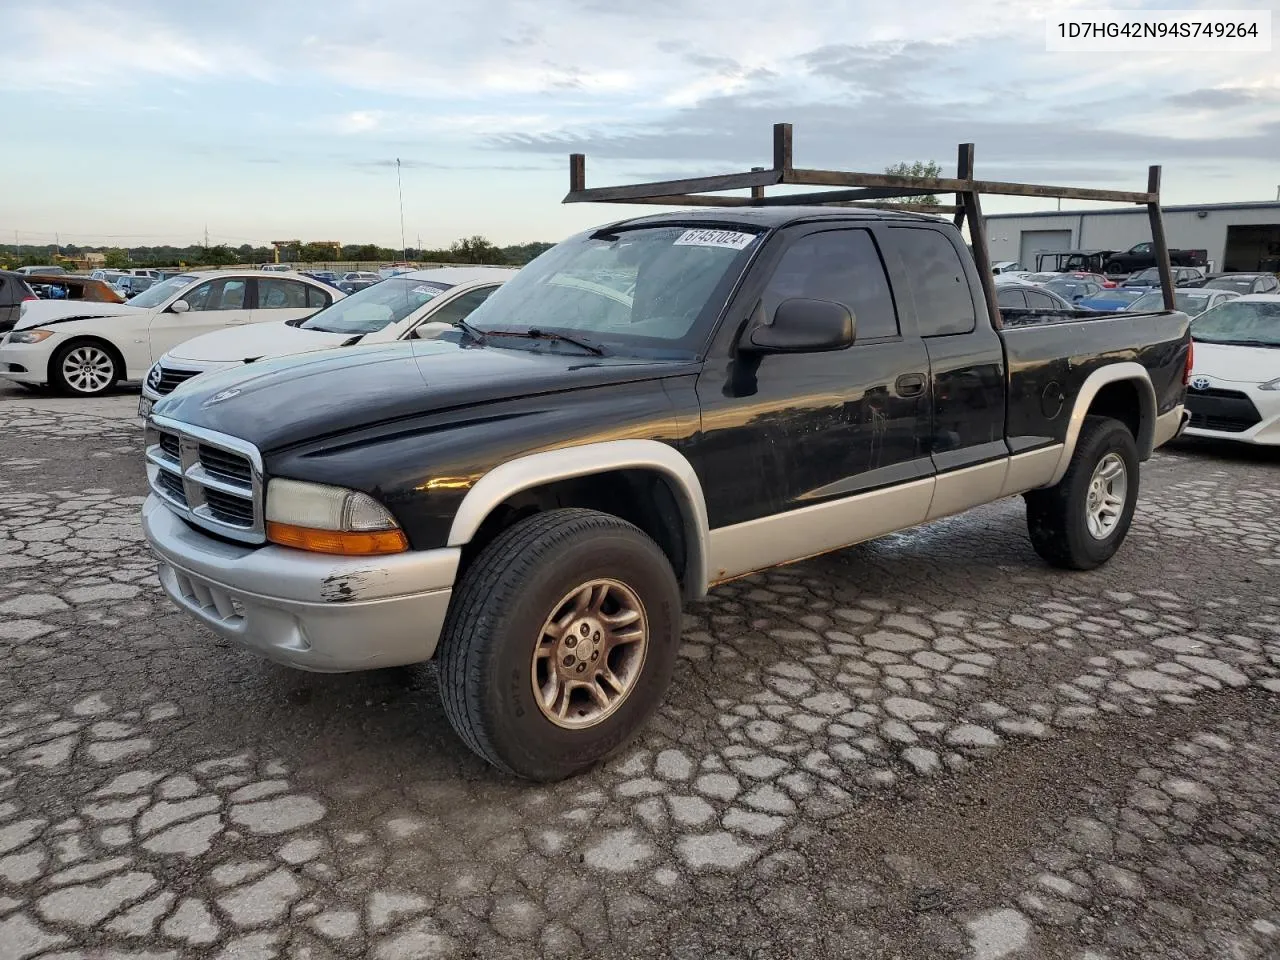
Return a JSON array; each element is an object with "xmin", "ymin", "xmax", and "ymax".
[
  {"xmin": 437, "ymin": 508, "xmax": 682, "ymax": 781},
  {"xmin": 1024, "ymin": 416, "xmax": 1139, "ymax": 570},
  {"xmin": 50, "ymin": 341, "xmax": 119, "ymax": 396}
]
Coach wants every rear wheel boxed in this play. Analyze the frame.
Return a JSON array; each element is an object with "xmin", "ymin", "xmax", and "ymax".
[
  {"xmin": 1025, "ymin": 416, "xmax": 1139, "ymax": 570},
  {"xmin": 50, "ymin": 341, "xmax": 119, "ymax": 396},
  {"xmin": 437, "ymin": 508, "xmax": 682, "ymax": 781}
]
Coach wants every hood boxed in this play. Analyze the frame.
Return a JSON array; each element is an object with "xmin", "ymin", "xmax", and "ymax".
[
  {"xmin": 1190, "ymin": 341, "xmax": 1280, "ymax": 384},
  {"xmin": 152, "ymin": 339, "xmax": 697, "ymax": 452},
  {"xmin": 15, "ymin": 300, "xmax": 148, "ymax": 330},
  {"xmin": 167, "ymin": 321, "xmax": 349, "ymax": 363}
]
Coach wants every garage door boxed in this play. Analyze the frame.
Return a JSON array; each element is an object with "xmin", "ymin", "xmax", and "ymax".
[{"xmin": 1020, "ymin": 230, "xmax": 1073, "ymax": 272}]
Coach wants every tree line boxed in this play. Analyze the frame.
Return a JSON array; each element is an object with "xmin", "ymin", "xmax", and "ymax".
[{"xmin": 0, "ymin": 236, "xmax": 555, "ymax": 270}]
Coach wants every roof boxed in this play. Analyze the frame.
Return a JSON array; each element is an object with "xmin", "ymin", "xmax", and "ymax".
[
  {"xmin": 1203, "ymin": 272, "xmax": 1273, "ymax": 279},
  {"xmin": 986, "ymin": 200, "xmax": 1280, "ymax": 220},
  {"xmin": 1231, "ymin": 294, "xmax": 1280, "ymax": 302},
  {"xmin": 609, "ymin": 206, "xmax": 943, "ymax": 230}
]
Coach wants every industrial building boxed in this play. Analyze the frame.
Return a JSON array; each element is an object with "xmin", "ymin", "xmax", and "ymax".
[{"xmin": 984, "ymin": 201, "xmax": 1280, "ymax": 274}]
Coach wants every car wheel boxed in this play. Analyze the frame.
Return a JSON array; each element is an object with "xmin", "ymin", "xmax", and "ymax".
[
  {"xmin": 1024, "ymin": 416, "xmax": 1139, "ymax": 571},
  {"xmin": 1103, "ymin": 261, "xmax": 1123, "ymax": 275},
  {"xmin": 437, "ymin": 508, "xmax": 682, "ymax": 781},
  {"xmin": 50, "ymin": 341, "xmax": 119, "ymax": 397}
]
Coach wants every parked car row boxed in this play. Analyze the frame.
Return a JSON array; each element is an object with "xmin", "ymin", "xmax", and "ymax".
[{"xmin": 0, "ymin": 270, "xmax": 344, "ymax": 396}]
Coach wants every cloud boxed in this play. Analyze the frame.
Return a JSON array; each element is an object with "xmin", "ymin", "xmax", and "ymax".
[
  {"xmin": 1165, "ymin": 87, "xmax": 1262, "ymax": 110},
  {"xmin": 0, "ymin": 2, "xmax": 273, "ymax": 91}
]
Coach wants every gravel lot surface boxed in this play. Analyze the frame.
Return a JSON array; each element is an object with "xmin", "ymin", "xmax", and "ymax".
[{"xmin": 1, "ymin": 381, "xmax": 1278, "ymax": 960}]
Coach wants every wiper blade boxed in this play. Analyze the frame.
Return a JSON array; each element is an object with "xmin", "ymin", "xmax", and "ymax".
[
  {"xmin": 480, "ymin": 327, "xmax": 607, "ymax": 356},
  {"xmin": 454, "ymin": 318, "xmax": 487, "ymax": 346}
]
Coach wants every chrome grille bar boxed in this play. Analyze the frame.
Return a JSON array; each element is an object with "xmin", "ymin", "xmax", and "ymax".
[{"xmin": 144, "ymin": 415, "xmax": 266, "ymax": 545}]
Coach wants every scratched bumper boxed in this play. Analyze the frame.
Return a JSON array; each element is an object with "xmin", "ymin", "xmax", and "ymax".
[{"xmin": 143, "ymin": 494, "xmax": 458, "ymax": 672}]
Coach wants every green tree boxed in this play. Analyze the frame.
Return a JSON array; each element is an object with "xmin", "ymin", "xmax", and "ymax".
[
  {"xmin": 199, "ymin": 244, "xmax": 237, "ymax": 266},
  {"xmin": 884, "ymin": 160, "xmax": 942, "ymax": 207},
  {"xmin": 450, "ymin": 235, "xmax": 502, "ymax": 264},
  {"xmin": 103, "ymin": 248, "xmax": 131, "ymax": 268}
]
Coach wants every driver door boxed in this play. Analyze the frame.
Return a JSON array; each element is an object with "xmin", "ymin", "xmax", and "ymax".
[{"xmin": 147, "ymin": 276, "xmax": 250, "ymax": 361}]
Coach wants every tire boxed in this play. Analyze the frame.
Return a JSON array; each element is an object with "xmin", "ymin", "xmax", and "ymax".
[
  {"xmin": 1103, "ymin": 261, "xmax": 1123, "ymax": 276},
  {"xmin": 1024, "ymin": 416, "xmax": 1139, "ymax": 571},
  {"xmin": 437, "ymin": 508, "xmax": 682, "ymax": 781},
  {"xmin": 50, "ymin": 340, "xmax": 119, "ymax": 397}
]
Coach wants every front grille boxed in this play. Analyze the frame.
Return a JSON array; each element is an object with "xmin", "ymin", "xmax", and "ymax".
[
  {"xmin": 198, "ymin": 444, "xmax": 252, "ymax": 486},
  {"xmin": 155, "ymin": 470, "xmax": 187, "ymax": 505},
  {"xmin": 152, "ymin": 365, "xmax": 202, "ymax": 396},
  {"xmin": 1185, "ymin": 388, "xmax": 1261, "ymax": 434},
  {"xmin": 204, "ymin": 488, "xmax": 255, "ymax": 526},
  {"xmin": 145, "ymin": 417, "xmax": 264, "ymax": 544}
]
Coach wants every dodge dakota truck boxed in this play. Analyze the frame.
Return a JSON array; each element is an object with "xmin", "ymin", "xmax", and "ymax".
[{"xmin": 142, "ymin": 207, "xmax": 1192, "ymax": 780}]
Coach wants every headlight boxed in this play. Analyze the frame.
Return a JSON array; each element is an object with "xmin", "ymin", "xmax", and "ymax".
[
  {"xmin": 7, "ymin": 329, "xmax": 55, "ymax": 344},
  {"xmin": 1260, "ymin": 377, "xmax": 1280, "ymax": 391},
  {"xmin": 265, "ymin": 478, "xmax": 407, "ymax": 555}
]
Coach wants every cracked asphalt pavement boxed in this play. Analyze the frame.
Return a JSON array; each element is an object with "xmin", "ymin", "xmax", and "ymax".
[{"xmin": 1, "ymin": 381, "xmax": 1279, "ymax": 960}]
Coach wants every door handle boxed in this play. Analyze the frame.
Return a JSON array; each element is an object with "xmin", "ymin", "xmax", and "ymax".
[{"xmin": 895, "ymin": 373, "xmax": 926, "ymax": 398}]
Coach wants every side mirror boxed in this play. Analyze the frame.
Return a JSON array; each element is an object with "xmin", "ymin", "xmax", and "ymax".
[
  {"xmin": 170, "ymin": 299, "xmax": 190, "ymax": 313},
  {"xmin": 741, "ymin": 298, "xmax": 854, "ymax": 354}
]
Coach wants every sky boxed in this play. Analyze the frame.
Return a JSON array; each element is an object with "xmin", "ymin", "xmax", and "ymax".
[{"xmin": 2, "ymin": 0, "xmax": 1277, "ymax": 249}]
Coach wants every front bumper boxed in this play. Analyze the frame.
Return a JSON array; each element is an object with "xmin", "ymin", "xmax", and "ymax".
[
  {"xmin": 143, "ymin": 495, "xmax": 459, "ymax": 672},
  {"xmin": 0, "ymin": 341, "xmax": 48, "ymax": 384},
  {"xmin": 1183, "ymin": 384, "xmax": 1280, "ymax": 446}
]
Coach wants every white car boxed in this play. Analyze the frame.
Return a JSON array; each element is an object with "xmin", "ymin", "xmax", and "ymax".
[
  {"xmin": 1124, "ymin": 288, "xmax": 1238, "ymax": 318},
  {"xmin": 0, "ymin": 270, "xmax": 341, "ymax": 397},
  {"xmin": 1182, "ymin": 295, "xmax": 1280, "ymax": 445},
  {"xmin": 138, "ymin": 267, "xmax": 517, "ymax": 416}
]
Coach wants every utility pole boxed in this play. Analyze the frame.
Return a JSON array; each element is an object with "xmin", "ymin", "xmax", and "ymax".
[
  {"xmin": 204, "ymin": 224, "xmax": 209, "ymax": 250},
  {"xmin": 396, "ymin": 158, "xmax": 406, "ymax": 260}
]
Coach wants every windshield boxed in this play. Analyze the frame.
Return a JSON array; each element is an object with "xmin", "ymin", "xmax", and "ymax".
[
  {"xmin": 300, "ymin": 277, "xmax": 452, "ymax": 334},
  {"xmin": 1126, "ymin": 268, "xmax": 1159, "ymax": 284},
  {"xmin": 1190, "ymin": 300, "xmax": 1280, "ymax": 346},
  {"xmin": 1204, "ymin": 276, "xmax": 1256, "ymax": 293},
  {"xmin": 463, "ymin": 225, "xmax": 762, "ymax": 356},
  {"xmin": 1127, "ymin": 291, "xmax": 1214, "ymax": 315},
  {"xmin": 127, "ymin": 274, "xmax": 197, "ymax": 308}
]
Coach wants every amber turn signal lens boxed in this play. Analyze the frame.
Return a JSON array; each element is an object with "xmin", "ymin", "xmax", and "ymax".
[{"xmin": 266, "ymin": 522, "xmax": 408, "ymax": 556}]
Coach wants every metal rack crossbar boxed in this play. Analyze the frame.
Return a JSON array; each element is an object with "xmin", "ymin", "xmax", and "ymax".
[{"xmin": 562, "ymin": 122, "xmax": 1178, "ymax": 325}]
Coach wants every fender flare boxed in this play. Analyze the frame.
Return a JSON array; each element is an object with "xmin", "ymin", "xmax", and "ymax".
[
  {"xmin": 446, "ymin": 439, "xmax": 711, "ymax": 598},
  {"xmin": 1044, "ymin": 361, "xmax": 1156, "ymax": 488}
]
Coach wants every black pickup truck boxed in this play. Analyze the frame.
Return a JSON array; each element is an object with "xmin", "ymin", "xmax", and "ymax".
[
  {"xmin": 142, "ymin": 207, "xmax": 1192, "ymax": 780},
  {"xmin": 1104, "ymin": 241, "xmax": 1208, "ymax": 275}
]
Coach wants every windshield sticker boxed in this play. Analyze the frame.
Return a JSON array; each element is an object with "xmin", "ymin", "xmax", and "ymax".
[
  {"xmin": 673, "ymin": 229, "xmax": 756, "ymax": 250},
  {"xmin": 410, "ymin": 285, "xmax": 441, "ymax": 296}
]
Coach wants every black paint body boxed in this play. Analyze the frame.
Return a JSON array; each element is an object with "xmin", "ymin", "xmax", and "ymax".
[{"xmin": 155, "ymin": 208, "xmax": 1192, "ymax": 551}]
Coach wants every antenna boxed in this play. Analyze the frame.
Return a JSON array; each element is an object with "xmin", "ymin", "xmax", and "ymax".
[{"xmin": 396, "ymin": 159, "xmax": 407, "ymax": 259}]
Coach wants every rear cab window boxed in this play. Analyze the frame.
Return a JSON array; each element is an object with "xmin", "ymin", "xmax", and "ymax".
[{"xmin": 887, "ymin": 227, "xmax": 977, "ymax": 336}]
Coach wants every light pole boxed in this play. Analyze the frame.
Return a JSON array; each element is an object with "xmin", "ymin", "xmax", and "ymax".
[{"xmin": 396, "ymin": 158, "xmax": 407, "ymax": 260}]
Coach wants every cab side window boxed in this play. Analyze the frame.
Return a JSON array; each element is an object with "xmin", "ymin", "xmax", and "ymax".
[{"xmin": 760, "ymin": 229, "xmax": 899, "ymax": 341}]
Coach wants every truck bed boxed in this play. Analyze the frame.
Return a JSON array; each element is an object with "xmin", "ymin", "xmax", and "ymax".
[{"xmin": 999, "ymin": 308, "xmax": 1192, "ymax": 455}]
